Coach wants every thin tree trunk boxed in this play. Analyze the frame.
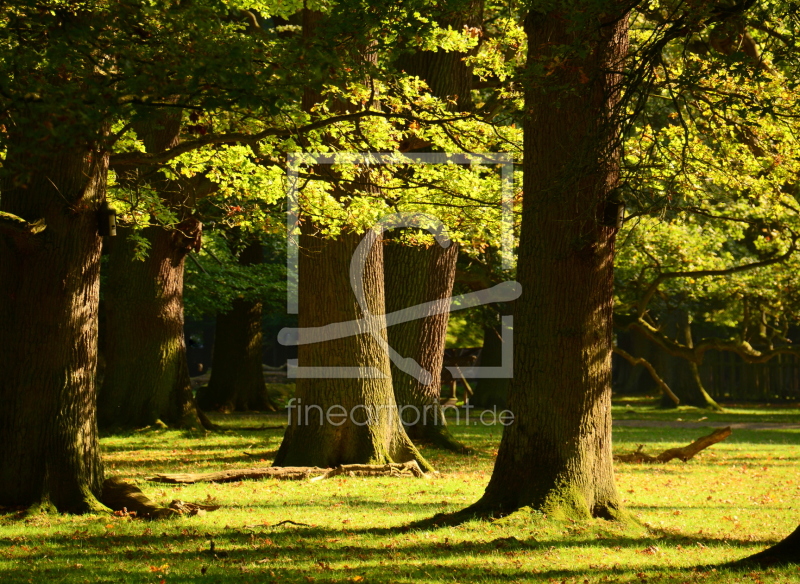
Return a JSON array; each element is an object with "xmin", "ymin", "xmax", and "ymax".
[
  {"xmin": 201, "ymin": 238, "xmax": 277, "ymax": 412},
  {"xmin": 384, "ymin": 239, "xmax": 467, "ymax": 452},
  {"xmin": 468, "ymin": 4, "xmax": 629, "ymax": 519},
  {"xmin": 659, "ymin": 317, "xmax": 723, "ymax": 410},
  {"xmin": 0, "ymin": 135, "xmax": 107, "ymax": 513},
  {"xmin": 273, "ymin": 227, "xmax": 431, "ymax": 470},
  {"xmin": 471, "ymin": 320, "xmax": 510, "ymax": 409},
  {"xmin": 98, "ymin": 224, "xmax": 202, "ymax": 429}
]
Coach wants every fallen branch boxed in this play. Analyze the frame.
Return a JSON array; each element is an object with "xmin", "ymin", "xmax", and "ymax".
[
  {"xmin": 148, "ymin": 461, "xmax": 427, "ymax": 484},
  {"xmin": 309, "ymin": 461, "xmax": 426, "ymax": 481},
  {"xmin": 614, "ymin": 427, "xmax": 732, "ymax": 463},
  {"xmin": 147, "ymin": 467, "xmax": 326, "ymax": 484},
  {"xmin": 101, "ymin": 477, "xmax": 221, "ymax": 518}
]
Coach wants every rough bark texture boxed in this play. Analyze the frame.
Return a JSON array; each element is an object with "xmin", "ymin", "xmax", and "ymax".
[
  {"xmin": 98, "ymin": 225, "xmax": 202, "ymax": 429},
  {"xmin": 200, "ymin": 238, "xmax": 276, "ymax": 412},
  {"xmin": 384, "ymin": 239, "xmax": 467, "ymax": 451},
  {"xmin": 99, "ymin": 110, "xmax": 207, "ymax": 430},
  {"xmin": 471, "ymin": 5, "xmax": 629, "ymax": 519},
  {"xmin": 0, "ymin": 135, "xmax": 107, "ymax": 513},
  {"xmin": 396, "ymin": 0, "xmax": 483, "ymax": 110},
  {"xmin": 273, "ymin": 227, "xmax": 431, "ymax": 470}
]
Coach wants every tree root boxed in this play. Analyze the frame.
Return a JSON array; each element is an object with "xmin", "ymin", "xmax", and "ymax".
[
  {"xmin": 101, "ymin": 477, "xmax": 221, "ymax": 518},
  {"xmin": 614, "ymin": 427, "xmax": 731, "ymax": 463},
  {"xmin": 147, "ymin": 461, "xmax": 428, "ymax": 484}
]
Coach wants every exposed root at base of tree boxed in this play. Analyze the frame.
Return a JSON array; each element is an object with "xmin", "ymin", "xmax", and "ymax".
[
  {"xmin": 147, "ymin": 461, "xmax": 427, "ymax": 484},
  {"xmin": 100, "ymin": 477, "xmax": 221, "ymax": 519},
  {"xmin": 614, "ymin": 427, "xmax": 732, "ymax": 463}
]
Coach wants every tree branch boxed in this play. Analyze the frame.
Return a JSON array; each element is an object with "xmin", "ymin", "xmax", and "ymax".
[
  {"xmin": 612, "ymin": 346, "xmax": 679, "ymax": 405},
  {"xmin": 110, "ymin": 110, "xmax": 473, "ymax": 169},
  {"xmin": 637, "ymin": 241, "xmax": 796, "ymax": 318}
]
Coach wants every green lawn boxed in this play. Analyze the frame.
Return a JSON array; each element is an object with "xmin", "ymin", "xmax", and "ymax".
[
  {"xmin": 1, "ymin": 408, "xmax": 799, "ymax": 583},
  {"xmin": 612, "ymin": 396, "xmax": 800, "ymax": 424}
]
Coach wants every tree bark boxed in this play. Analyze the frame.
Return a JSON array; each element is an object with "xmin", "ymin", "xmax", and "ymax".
[
  {"xmin": 468, "ymin": 5, "xmax": 629, "ymax": 519},
  {"xmin": 99, "ymin": 110, "xmax": 209, "ymax": 430},
  {"xmin": 98, "ymin": 224, "xmax": 203, "ymax": 429},
  {"xmin": 273, "ymin": 227, "xmax": 431, "ymax": 470},
  {"xmin": 0, "ymin": 135, "xmax": 107, "ymax": 513},
  {"xmin": 200, "ymin": 238, "xmax": 277, "ymax": 412},
  {"xmin": 396, "ymin": 0, "xmax": 484, "ymax": 111},
  {"xmin": 734, "ymin": 525, "xmax": 800, "ymax": 567},
  {"xmin": 384, "ymin": 239, "xmax": 467, "ymax": 451}
]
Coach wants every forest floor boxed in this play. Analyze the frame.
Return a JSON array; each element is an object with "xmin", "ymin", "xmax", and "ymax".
[{"xmin": 1, "ymin": 399, "xmax": 798, "ymax": 583}]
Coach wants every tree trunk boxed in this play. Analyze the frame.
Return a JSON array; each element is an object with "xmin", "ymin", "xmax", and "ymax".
[
  {"xmin": 201, "ymin": 238, "xmax": 277, "ymax": 412},
  {"xmin": 0, "ymin": 137, "xmax": 107, "ymax": 513},
  {"xmin": 384, "ymin": 239, "xmax": 467, "ymax": 452},
  {"xmin": 395, "ymin": 0, "xmax": 483, "ymax": 111},
  {"xmin": 273, "ymin": 227, "xmax": 431, "ymax": 470},
  {"xmin": 660, "ymin": 316, "xmax": 723, "ymax": 410},
  {"xmin": 471, "ymin": 320, "xmax": 510, "ymax": 409},
  {"xmin": 98, "ymin": 224, "xmax": 203, "ymax": 429},
  {"xmin": 735, "ymin": 525, "xmax": 800, "ymax": 567},
  {"xmin": 468, "ymin": 5, "xmax": 629, "ymax": 519}
]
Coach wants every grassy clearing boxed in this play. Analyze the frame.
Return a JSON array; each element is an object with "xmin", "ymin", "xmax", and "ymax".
[
  {"xmin": 1, "ymin": 410, "xmax": 799, "ymax": 583},
  {"xmin": 612, "ymin": 396, "xmax": 800, "ymax": 424}
]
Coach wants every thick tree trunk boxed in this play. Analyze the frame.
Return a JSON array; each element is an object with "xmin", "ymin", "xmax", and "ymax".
[
  {"xmin": 0, "ymin": 138, "xmax": 107, "ymax": 513},
  {"xmin": 384, "ymin": 239, "xmax": 467, "ymax": 452},
  {"xmin": 469, "ymin": 5, "xmax": 629, "ymax": 519},
  {"xmin": 99, "ymin": 109, "xmax": 209, "ymax": 430},
  {"xmin": 98, "ymin": 225, "xmax": 202, "ymax": 429},
  {"xmin": 396, "ymin": 0, "xmax": 483, "ymax": 111},
  {"xmin": 274, "ymin": 227, "xmax": 431, "ymax": 470},
  {"xmin": 201, "ymin": 238, "xmax": 277, "ymax": 412}
]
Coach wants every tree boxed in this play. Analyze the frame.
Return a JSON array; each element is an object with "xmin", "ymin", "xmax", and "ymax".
[
  {"xmin": 465, "ymin": 1, "xmax": 630, "ymax": 518},
  {"xmin": 384, "ymin": 236, "xmax": 465, "ymax": 450},
  {"xmin": 0, "ymin": 0, "xmax": 309, "ymax": 511},
  {"xmin": 274, "ymin": 226, "xmax": 431, "ymax": 469},
  {"xmin": 99, "ymin": 111, "xmax": 208, "ymax": 429},
  {"xmin": 201, "ymin": 235, "xmax": 278, "ymax": 412}
]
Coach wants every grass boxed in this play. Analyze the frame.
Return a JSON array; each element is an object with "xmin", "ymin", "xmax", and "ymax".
[
  {"xmin": 612, "ymin": 396, "xmax": 800, "ymax": 424},
  {"xmin": 1, "ymin": 407, "xmax": 799, "ymax": 583}
]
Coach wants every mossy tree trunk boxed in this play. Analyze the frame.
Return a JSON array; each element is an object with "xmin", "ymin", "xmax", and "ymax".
[
  {"xmin": 99, "ymin": 110, "xmax": 207, "ymax": 430},
  {"xmin": 98, "ymin": 224, "xmax": 203, "ymax": 429},
  {"xmin": 0, "ymin": 134, "xmax": 107, "ymax": 513},
  {"xmin": 384, "ymin": 238, "xmax": 467, "ymax": 452},
  {"xmin": 202, "ymin": 238, "xmax": 277, "ymax": 412},
  {"xmin": 273, "ymin": 227, "xmax": 431, "ymax": 471},
  {"xmin": 470, "ymin": 4, "xmax": 628, "ymax": 519}
]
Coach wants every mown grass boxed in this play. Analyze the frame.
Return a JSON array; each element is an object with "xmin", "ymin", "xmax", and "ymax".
[
  {"xmin": 612, "ymin": 396, "xmax": 800, "ymax": 424},
  {"xmin": 1, "ymin": 408, "xmax": 799, "ymax": 583}
]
